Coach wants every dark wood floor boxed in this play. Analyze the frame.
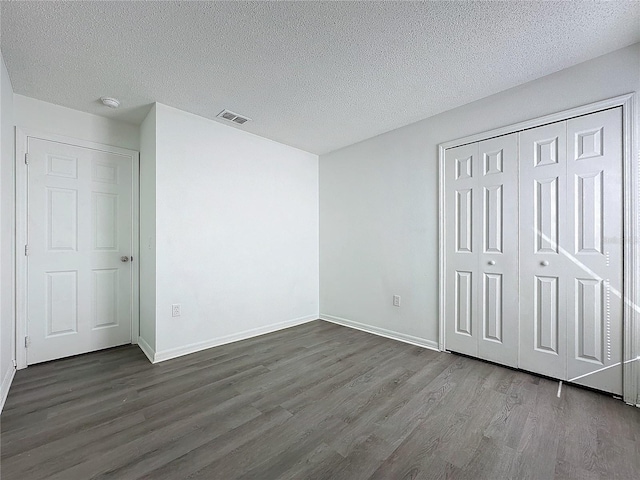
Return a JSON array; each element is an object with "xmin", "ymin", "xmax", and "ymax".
[{"xmin": 1, "ymin": 321, "xmax": 639, "ymax": 479}]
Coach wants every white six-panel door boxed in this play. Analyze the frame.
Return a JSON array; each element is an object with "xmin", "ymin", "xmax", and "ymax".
[
  {"xmin": 445, "ymin": 107, "xmax": 624, "ymax": 395},
  {"xmin": 27, "ymin": 138, "xmax": 133, "ymax": 364},
  {"xmin": 444, "ymin": 133, "xmax": 519, "ymax": 367}
]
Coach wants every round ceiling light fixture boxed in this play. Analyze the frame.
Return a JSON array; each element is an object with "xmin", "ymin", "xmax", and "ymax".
[{"xmin": 100, "ymin": 97, "xmax": 120, "ymax": 109}]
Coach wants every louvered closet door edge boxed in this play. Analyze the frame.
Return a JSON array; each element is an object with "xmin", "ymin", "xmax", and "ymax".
[
  {"xmin": 438, "ymin": 93, "xmax": 639, "ymax": 406},
  {"xmin": 620, "ymin": 95, "xmax": 639, "ymax": 406}
]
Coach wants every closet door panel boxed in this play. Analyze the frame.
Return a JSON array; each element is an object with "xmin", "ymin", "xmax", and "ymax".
[
  {"xmin": 445, "ymin": 143, "xmax": 480, "ymax": 356},
  {"xmin": 477, "ymin": 134, "xmax": 518, "ymax": 367},
  {"xmin": 566, "ymin": 107, "xmax": 623, "ymax": 395},
  {"xmin": 519, "ymin": 122, "xmax": 568, "ymax": 379}
]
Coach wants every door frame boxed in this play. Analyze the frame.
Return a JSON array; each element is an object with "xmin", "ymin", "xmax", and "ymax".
[
  {"xmin": 438, "ymin": 93, "xmax": 639, "ymax": 406},
  {"xmin": 15, "ymin": 129, "xmax": 140, "ymax": 369}
]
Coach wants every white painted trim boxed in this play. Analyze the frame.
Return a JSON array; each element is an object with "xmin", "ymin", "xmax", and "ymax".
[
  {"xmin": 621, "ymin": 94, "xmax": 639, "ymax": 406},
  {"xmin": 438, "ymin": 143, "xmax": 446, "ymax": 352},
  {"xmin": 137, "ymin": 336, "xmax": 155, "ymax": 363},
  {"xmin": 17, "ymin": 128, "xmax": 139, "ymax": 158},
  {"xmin": 0, "ymin": 365, "xmax": 16, "ymax": 413},
  {"xmin": 15, "ymin": 129, "xmax": 28, "ymax": 369},
  {"xmin": 320, "ymin": 314, "xmax": 440, "ymax": 352},
  {"xmin": 438, "ymin": 93, "xmax": 639, "ymax": 405},
  {"xmin": 15, "ymin": 129, "xmax": 140, "ymax": 369},
  {"xmin": 6, "ymin": 126, "xmax": 18, "ymax": 376},
  {"xmin": 152, "ymin": 315, "xmax": 318, "ymax": 363},
  {"xmin": 438, "ymin": 93, "xmax": 636, "ymax": 150},
  {"xmin": 130, "ymin": 152, "xmax": 140, "ymax": 345}
]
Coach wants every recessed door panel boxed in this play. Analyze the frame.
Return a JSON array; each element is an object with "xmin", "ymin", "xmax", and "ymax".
[
  {"xmin": 535, "ymin": 276, "xmax": 558, "ymax": 354},
  {"xmin": 576, "ymin": 171, "xmax": 603, "ymax": 254},
  {"xmin": 93, "ymin": 192, "xmax": 119, "ymax": 251},
  {"xmin": 534, "ymin": 137, "xmax": 559, "ymax": 167},
  {"xmin": 483, "ymin": 273, "xmax": 502, "ymax": 342},
  {"xmin": 92, "ymin": 160, "xmax": 119, "ymax": 184},
  {"xmin": 575, "ymin": 128, "xmax": 603, "ymax": 160},
  {"xmin": 46, "ymin": 270, "xmax": 78, "ymax": 336},
  {"xmin": 47, "ymin": 154, "xmax": 77, "ymax": 179},
  {"xmin": 456, "ymin": 155, "xmax": 473, "ymax": 180},
  {"xmin": 484, "ymin": 185, "xmax": 503, "ymax": 254},
  {"xmin": 47, "ymin": 187, "xmax": 78, "ymax": 251},
  {"xmin": 455, "ymin": 271, "xmax": 473, "ymax": 336},
  {"xmin": 534, "ymin": 178, "xmax": 559, "ymax": 254},
  {"xmin": 456, "ymin": 189, "xmax": 473, "ymax": 253},
  {"xmin": 92, "ymin": 269, "xmax": 119, "ymax": 329},
  {"xmin": 483, "ymin": 149, "xmax": 503, "ymax": 175},
  {"xmin": 575, "ymin": 278, "xmax": 604, "ymax": 364}
]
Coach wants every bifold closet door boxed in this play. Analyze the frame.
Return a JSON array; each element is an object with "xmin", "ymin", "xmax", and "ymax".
[
  {"xmin": 444, "ymin": 133, "xmax": 518, "ymax": 367},
  {"xmin": 477, "ymin": 135, "xmax": 519, "ymax": 366},
  {"xmin": 566, "ymin": 108, "xmax": 623, "ymax": 395},
  {"xmin": 519, "ymin": 108, "xmax": 623, "ymax": 395},
  {"xmin": 445, "ymin": 142, "xmax": 478, "ymax": 357},
  {"xmin": 519, "ymin": 122, "xmax": 568, "ymax": 380}
]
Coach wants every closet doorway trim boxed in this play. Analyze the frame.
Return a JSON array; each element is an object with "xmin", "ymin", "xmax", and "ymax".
[{"xmin": 438, "ymin": 93, "xmax": 638, "ymax": 406}]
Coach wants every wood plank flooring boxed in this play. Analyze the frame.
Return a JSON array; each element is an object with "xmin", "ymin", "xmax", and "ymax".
[{"xmin": 1, "ymin": 320, "xmax": 639, "ymax": 479}]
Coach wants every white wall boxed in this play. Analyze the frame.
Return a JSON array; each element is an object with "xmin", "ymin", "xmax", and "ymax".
[
  {"xmin": 1, "ymin": 54, "xmax": 16, "ymax": 411},
  {"xmin": 149, "ymin": 104, "xmax": 319, "ymax": 359},
  {"xmin": 138, "ymin": 105, "xmax": 157, "ymax": 356},
  {"xmin": 14, "ymin": 94, "xmax": 140, "ymax": 151},
  {"xmin": 319, "ymin": 43, "xmax": 640, "ymax": 347}
]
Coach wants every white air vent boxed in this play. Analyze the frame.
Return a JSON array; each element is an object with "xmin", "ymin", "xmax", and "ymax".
[{"xmin": 217, "ymin": 109, "xmax": 251, "ymax": 125}]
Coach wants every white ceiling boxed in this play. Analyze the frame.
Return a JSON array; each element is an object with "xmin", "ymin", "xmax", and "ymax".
[{"xmin": 1, "ymin": 2, "xmax": 639, "ymax": 154}]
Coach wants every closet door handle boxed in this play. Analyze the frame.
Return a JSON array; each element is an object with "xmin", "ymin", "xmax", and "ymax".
[
  {"xmin": 488, "ymin": 260, "xmax": 496, "ymax": 266},
  {"xmin": 540, "ymin": 260, "xmax": 549, "ymax": 266}
]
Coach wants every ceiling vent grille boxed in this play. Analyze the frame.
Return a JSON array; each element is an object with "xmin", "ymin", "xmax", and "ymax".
[{"xmin": 217, "ymin": 109, "xmax": 251, "ymax": 125}]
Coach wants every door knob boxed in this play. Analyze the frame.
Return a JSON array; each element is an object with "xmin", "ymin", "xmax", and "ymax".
[
  {"xmin": 121, "ymin": 256, "xmax": 130, "ymax": 263},
  {"xmin": 540, "ymin": 260, "xmax": 549, "ymax": 266},
  {"xmin": 488, "ymin": 260, "xmax": 496, "ymax": 265}
]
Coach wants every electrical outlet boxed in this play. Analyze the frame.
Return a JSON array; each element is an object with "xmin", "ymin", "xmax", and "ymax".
[
  {"xmin": 172, "ymin": 304, "xmax": 181, "ymax": 317},
  {"xmin": 393, "ymin": 295, "xmax": 401, "ymax": 307}
]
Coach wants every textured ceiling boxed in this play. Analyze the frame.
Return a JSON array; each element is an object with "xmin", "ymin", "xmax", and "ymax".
[{"xmin": 1, "ymin": 1, "xmax": 639, "ymax": 154}]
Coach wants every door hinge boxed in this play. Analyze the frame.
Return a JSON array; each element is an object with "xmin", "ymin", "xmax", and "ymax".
[
  {"xmin": 24, "ymin": 244, "xmax": 29, "ymax": 256},
  {"xmin": 24, "ymin": 336, "xmax": 30, "ymax": 348},
  {"xmin": 24, "ymin": 153, "xmax": 29, "ymax": 165}
]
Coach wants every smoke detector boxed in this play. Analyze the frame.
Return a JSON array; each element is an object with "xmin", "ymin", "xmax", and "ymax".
[
  {"xmin": 100, "ymin": 97, "xmax": 120, "ymax": 109},
  {"xmin": 217, "ymin": 109, "xmax": 251, "ymax": 125}
]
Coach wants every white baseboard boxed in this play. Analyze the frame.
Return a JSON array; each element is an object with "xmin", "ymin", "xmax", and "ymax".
[
  {"xmin": 137, "ymin": 336, "xmax": 156, "ymax": 363},
  {"xmin": 0, "ymin": 364, "xmax": 17, "ymax": 413},
  {"xmin": 320, "ymin": 314, "xmax": 440, "ymax": 352},
  {"xmin": 152, "ymin": 314, "xmax": 318, "ymax": 363}
]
